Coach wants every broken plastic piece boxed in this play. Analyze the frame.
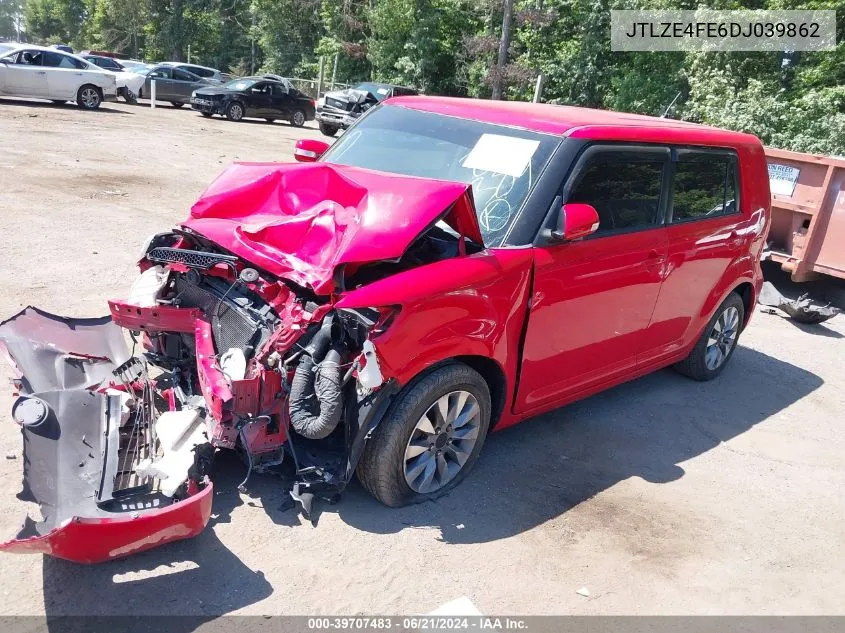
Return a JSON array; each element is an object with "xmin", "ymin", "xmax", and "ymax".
[
  {"xmin": 126, "ymin": 265, "xmax": 168, "ymax": 307},
  {"xmin": 219, "ymin": 347, "xmax": 247, "ymax": 383},
  {"xmin": 758, "ymin": 281, "xmax": 840, "ymax": 324},
  {"xmin": 357, "ymin": 340, "xmax": 384, "ymax": 390},
  {"xmin": 136, "ymin": 408, "xmax": 209, "ymax": 496}
]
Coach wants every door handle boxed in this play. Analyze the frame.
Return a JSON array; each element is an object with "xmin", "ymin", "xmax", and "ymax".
[
  {"xmin": 644, "ymin": 249, "xmax": 665, "ymax": 269},
  {"xmin": 728, "ymin": 230, "xmax": 743, "ymax": 248}
]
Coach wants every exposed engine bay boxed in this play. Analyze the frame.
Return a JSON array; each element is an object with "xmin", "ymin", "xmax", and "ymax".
[{"xmin": 0, "ymin": 161, "xmax": 483, "ymax": 562}]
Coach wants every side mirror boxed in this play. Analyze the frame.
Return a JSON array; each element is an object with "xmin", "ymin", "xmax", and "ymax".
[
  {"xmin": 294, "ymin": 138, "xmax": 330, "ymax": 163},
  {"xmin": 548, "ymin": 203, "xmax": 600, "ymax": 242}
]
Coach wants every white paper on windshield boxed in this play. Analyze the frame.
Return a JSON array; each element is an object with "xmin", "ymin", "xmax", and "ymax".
[
  {"xmin": 462, "ymin": 134, "xmax": 540, "ymax": 178},
  {"xmin": 376, "ymin": 88, "xmax": 389, "ymax": 95}
]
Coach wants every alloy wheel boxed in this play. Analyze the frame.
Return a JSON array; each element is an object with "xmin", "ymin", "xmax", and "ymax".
[
  {"xmin": 229, "ymin": 104, "xmax": 243, "ymax": 121},
  {"xmin": 403, "ymin": 390, "xmax": 481, "ymax": 494},
  {"xmin": 80, "ymin": 87, "xmax": 100, "ymax": 108},
  {"xmin": 705, "ymin": 305, "xmax": 740, "ymax": 370},
  {"xmin": 292, "ymin": 110, "xmax": 305, "ymax": 127}
]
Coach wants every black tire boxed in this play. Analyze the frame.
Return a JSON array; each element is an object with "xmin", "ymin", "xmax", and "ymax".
[
  {"xmin": 357, "ymin": 364, "xmax": 491, "ymax": 507},
  {"xmin": 674, "ymin": 292, "xmax": 745, "ymax": 381},
  {"xmin": 76, "ymin": 85, "xmax": 102, "ymax": 110},
  {"xmin": 51, "ymin": 100, "xmax": 66, "ymax": 105},
  {"xmin": 265, "ymin": 118, "xmax": 276, "ymax": 123},
  {"xmin": 170, "ymin": 101, "xmax": 185, "ymax": 108},
  {"xmin": 201, "ymin": 112, "xmax": 213, "ymax": 118},
  {"xmin": 225, "ymin": 101, "xmax": 244, "ymax": 122},
  {"xmin": 123, "ymin": 89, "xmax": 138, "ymax": 105},
  {"xmin": 290, "ymin": 109, "xmax": 306, "ymax": 127},
  {"xmin": 319, "ymin": 121, "xmax": 339, "ymax": 137}
]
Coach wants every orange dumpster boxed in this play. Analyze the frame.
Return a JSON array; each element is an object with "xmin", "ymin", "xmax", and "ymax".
[{"xmin": 765, "ymin": 148, "xmax": 845, "ymax": 282}]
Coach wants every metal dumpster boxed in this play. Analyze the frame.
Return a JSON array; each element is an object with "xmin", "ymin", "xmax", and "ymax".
[{"xmin": 765, "ymin": 148, "xmax": 845, "ymax": 282}]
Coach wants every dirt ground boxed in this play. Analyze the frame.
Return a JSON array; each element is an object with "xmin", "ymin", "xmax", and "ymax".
[{"xmin": 0, "ymin": 98, "xmax": 844, "ymax": 618}]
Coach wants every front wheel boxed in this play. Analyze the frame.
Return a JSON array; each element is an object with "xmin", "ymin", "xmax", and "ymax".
[
  {"xmin": 76, "ymin": 85, "xmax": 102, "ymax": 110},
  {"xmin": 674, "ymin": 292, "xmax": 745, "ymax": 381},
  {"xmin": 225, "ymin": 102, "xmax": 244, "ymax": 121},
  {"xmin": 357, "ymin": 364, "xmax": 491, "ymax": 507},
  {"xmin": 318, "ymin": 122, "xmax": 338, "ymax": 137}
]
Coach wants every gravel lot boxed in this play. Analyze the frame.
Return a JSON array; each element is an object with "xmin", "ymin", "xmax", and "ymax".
[{"xmin": 0, "ymin": 98, "xmax": 843, "ymax": 618}]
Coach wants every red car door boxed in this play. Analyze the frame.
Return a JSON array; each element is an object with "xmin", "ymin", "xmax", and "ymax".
[
  {"xmin": 640, "ymin": 149, "xmax": 746, "ymax": 365},
  {"xmin": 515, "ymin": 145, "xmax": 670, "ymax": 414}
]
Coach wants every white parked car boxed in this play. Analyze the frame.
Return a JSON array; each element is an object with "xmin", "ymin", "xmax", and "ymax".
[{"xmin": 0, "ymin": 44, "xmax": 117, "ymax": 109}]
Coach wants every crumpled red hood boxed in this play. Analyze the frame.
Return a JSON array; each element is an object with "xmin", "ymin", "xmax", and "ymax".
[{"xmin": 183, "ymin": 162, "xmax": 483, "ymax": 294}]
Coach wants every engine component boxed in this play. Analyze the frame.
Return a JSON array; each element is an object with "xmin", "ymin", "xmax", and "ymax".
[{"xmin": 289, "ymin": 317, "xmax": 344, "ymax": 440}]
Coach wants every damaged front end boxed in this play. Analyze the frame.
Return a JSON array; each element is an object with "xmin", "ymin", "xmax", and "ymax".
[{"xmin": 0, "ymin": 162, "xmax": 480, "ymax": 562}]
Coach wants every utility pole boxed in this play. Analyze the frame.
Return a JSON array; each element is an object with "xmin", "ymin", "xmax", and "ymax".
[
  {"xmin": 330, "ymin": 53, "xmax": 339, "ymax": 91},
  {"xmin": 317, "ymin": 56, "xmax": 325, "ymax": 97},
  {"xmin": 491, "ymin": 0, "xmax": 514, "ymax": 100},
  {"xmin": 250, "ymin": 6, "xmax": 256, "ymax": 74}
]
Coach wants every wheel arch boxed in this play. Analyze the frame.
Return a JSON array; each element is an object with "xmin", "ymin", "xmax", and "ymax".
[
  {"xmin": 732, "ymin": 281, "xmax": 755, "ymax": 329},
  {"xmin": 404, "ymin": 355, "xmax": 508, "ymax": 432}
]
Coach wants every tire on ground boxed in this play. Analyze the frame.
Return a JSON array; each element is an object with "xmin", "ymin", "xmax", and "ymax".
[
  {"xmin": 319, "ymin": 122, "xmax": 339, "ymax": 136},
  {"xmin": 674, "ymin": 291, "xmax": 745, "ymax": 381},
  {"xmin": 76, "ymin": 85, "xmax": 102, "ymax": 110},
  {"xmin": 356, "ymin": 363, "xmax": 491, "ymax": 507}
]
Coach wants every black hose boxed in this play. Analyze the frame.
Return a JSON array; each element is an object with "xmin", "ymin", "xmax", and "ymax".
[{"xmin": 289, "ymin": 346, "xmax": 344, "ymax": 440}]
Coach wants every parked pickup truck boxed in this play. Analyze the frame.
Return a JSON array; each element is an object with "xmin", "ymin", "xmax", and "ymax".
[
  {"xmin": 0, "ymin": 97, "xmax": 770, "ymax": 562},
  {"xmin": 315, "ymin": 81, "xmax": 417, "ymax": 136}
]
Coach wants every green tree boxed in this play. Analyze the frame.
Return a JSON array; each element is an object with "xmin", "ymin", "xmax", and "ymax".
[
  {"xmin": 25, "ymin": 0, "xmax": 86, "ymax": 45},
  {"xmin": 0, "ymin": 0, "xmax": 24, "ymax": 40}
]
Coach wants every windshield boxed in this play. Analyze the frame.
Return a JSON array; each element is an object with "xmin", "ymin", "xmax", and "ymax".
[
  {"xmin": 355, "ymin": 83, "xmax": 392, "ymax": 101},
  {"xmin": 321, "ymin": 104, "xmax": 560, "ymax": 246},
  {"xmin": 225, "ymin": 78, "xmax": 256, "ymax": 91}
]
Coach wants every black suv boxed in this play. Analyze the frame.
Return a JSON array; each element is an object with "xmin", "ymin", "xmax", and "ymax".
[
  {"xmin": 316, "ymin": 82, "xmax": 417, "ymax": 136},
  {"xmin": 191, "ymin": 76, "xmax": 315, "ymax": 126}
]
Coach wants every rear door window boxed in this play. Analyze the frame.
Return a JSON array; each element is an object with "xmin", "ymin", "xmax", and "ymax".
[
  {"xmin": 184, "ymin": 65, "xmax": 213, "ymax": 78},
  {"xmin": 43, "ymin": 52, "xmax": 84, "ymax": 69},
  {"xmin": 671, "ymin": 152, "xmax": 739, "ymax": 222},
  {"xmin": 173, "ymin": 68, "xmax": 196, "ymax": 82},
  {"xmin": 566, "ymin": 149, "xmax": 668, "ymax": 234}
]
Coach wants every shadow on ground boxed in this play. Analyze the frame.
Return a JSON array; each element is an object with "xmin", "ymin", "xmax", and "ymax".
[
  {"xmin": 0, "ymin": 98, "xmax": 130, "ymax": 114},
  {"xmin": 39, "ymin": 345, "xmax": 821, "ymax": 623},
  {"xmin": 329, "ymin": 346, "xmax": 822, "ymax": 543}
]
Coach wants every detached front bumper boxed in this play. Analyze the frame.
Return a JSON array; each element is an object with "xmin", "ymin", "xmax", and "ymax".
[
  {"xmin": 0, "ymin": 307, "xmax": 213, "ymax": 563},
  {"xmin": 315, "ymin": 108, "xmax": 359, "ymax": 129}
]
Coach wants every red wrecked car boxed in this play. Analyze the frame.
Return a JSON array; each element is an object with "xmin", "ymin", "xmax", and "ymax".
[{"xmin": 0, "ymin": 97, "xmax": 770, "ymax": 562}]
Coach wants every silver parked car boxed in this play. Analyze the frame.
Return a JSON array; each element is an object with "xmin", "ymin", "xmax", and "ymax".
[{"xmin": 142, "ymin": 64, "xmax": 220, "ymax": 107}]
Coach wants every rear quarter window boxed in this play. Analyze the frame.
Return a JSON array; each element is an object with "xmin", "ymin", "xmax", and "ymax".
[{"xmin": 671, "ymin": 151, "xmax": 739, "ymax": 222}]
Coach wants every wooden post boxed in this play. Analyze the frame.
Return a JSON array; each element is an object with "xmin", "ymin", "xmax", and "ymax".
[
  {"xmin": 532, "ymin": 74, "xmax": 544, "ymax": 103},
  {"xmin": 317, "ymin": 56, "xmax": 325, "ymax": 98},
  {"xmin": 330, "ymin": 53, "xmax": 339, "ymax": 91}
]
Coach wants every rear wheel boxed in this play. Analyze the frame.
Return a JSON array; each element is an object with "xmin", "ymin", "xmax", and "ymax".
[
  {"xmin": 226, "ymin": 102, "xmax": 244, "ymax": 121},
  {"xmin": 290, "ymin": 109, "xmax": 306, "ymax": 127},
  {"xmin": 319, "ymin": 122, "xmax": 338, "ymax": 137},
  {"xmin": 76, "ymin": 85, "xmax": 102, "ymax": 110},
  {"xmin": 357, "ymin": 364, "xmax": 491, "ymax": 507},
  {"xmin": 170, "ymin": 101, "xmax": 185, "ymax": 108},
  {"xmin": 674, "ymin": 292, "xmax": 745, "ymax": 381}
]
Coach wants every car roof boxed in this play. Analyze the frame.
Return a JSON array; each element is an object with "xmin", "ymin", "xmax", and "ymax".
[
  {"xmin": 1, "ymin": 43, "xmax": 97, "ymax": 67},
  {"xmin": 161, "ymin": 61, "xmax": 217, "ymax": 71},
  {"xmin": 385, "ymin": 96, "xmax": 761, "ymax": 146}
]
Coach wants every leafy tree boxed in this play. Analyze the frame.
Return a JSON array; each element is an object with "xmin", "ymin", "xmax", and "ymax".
[{"xmin": 0, "ymin": 0, "xmax": 24, "ymax": 40}]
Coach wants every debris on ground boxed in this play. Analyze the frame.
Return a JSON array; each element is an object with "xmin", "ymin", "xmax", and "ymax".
[
  {"xmin": 758, "ymin": 281, "xmax": 840, "ymax": 324},
  {"xmin": 576, "ymin": 586, "xmax": 590, "ymax": 597}
]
